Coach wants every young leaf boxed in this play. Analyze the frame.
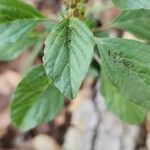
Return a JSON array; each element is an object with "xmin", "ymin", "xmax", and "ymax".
[
  {"xmin": 96, "ymin": 38, "xmax": 150, "ymax": 109},
  {"xmin": 0, "ymin": 0, "xmax": 44, "ymax": 46},
  {"xmin": 101, "ymin": 78, "xmax": 147, "ymax": 124},
  {"xmin": 0, "ymin": 37, "xmax": 37, "ymax": 61},
  {"xmin": 112, "ymin": 9, "xmax": 150, "ymax": 40},
  {"xmin": 112, "ymin": 0, "xmax": 150, "ymax": 10},
  {"xmin": 11, "ymin": 65, "xmax": 64, "ymax": 131},
  {"xmin": 43, "ymin": 18, "xmax": 95, "ymax": 99}
]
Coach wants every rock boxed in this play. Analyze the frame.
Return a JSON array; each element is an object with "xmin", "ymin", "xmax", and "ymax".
[
  {"xmin": 63, "ymin": 83, "xmax": 140, "ymax": 150},
  {"xmin": 31, "ymin": 134, "xmax": 60, "ymax": 150},
  {"xmin": 0, "ymin": 70, "xmax": 21, "ymax": 95}
]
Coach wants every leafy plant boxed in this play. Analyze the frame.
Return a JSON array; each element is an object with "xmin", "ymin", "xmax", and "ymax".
[{"xmin": 0, "ymin": 0, "xmax": 150, "ymax": 131}]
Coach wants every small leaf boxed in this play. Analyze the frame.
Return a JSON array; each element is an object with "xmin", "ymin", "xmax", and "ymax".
[
  {"xmin": 112, "ymin": 9, "xmax": 150, "ymax": 40},
  {"xmin": 101, "ymin": 78, "xmax": 147, "ymax": 124},
  {"xmin": 0, "ymin": 37, "xmax": 37, "ymax": 61},
  {"xmin": 112, "ymin": 0, "xmax": 150, "ymax": 10},
  {"xmin": 96, "ymin": 38, "xmax": 150, "ymax": 109},
  {"xmin": 0, "ymin": 0, "xmax": 44, "ymax": 46},
  {"xmin": 43, "ymin": 17, "xmax": 95, "ymax": 99},
  {"xmin": 11, "ymin": 65, "xmax": 64, "ymax": 131}
]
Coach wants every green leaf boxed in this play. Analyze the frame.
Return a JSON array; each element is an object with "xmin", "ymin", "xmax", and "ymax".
[
  {"xmin": 43, "ymin": 17, "xmax": 95, "ymax": 99},
  {"xmin": 101, "ymin": 78, "xmax": 147, "ymax": 124},
  {"xmin": 11, "ymin": 65, "xmax": 64, "ymax": 131},
  {"xmin": 96, "ymin": 38, "xmax": 150, "ymax": 109},
  {"xmin": 112, "ymin": 9, "xmax": 150, "ymax": 40},
  {"xmin": 0, "ymin": 0, "xmax": 44, "ymax": 46},
  {"xmin": 43, "ymin": 21, "xmax": 56, "ymax": 32},
  {"xmin": 0, "ymin": 37, "xmax": 37, "ymax": 61},
  {"xmin": 112, "ymin": 0, "xmax": 150, "ymax": 10},
  {"xmin": 94, "ymin": 31, "xmax": 109, "ymax": 38}
]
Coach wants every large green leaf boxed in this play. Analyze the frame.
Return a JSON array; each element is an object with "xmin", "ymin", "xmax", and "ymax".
[
  {"xmin": 0, "ymin": 37, "xmax": 37, "ymax": 61},
  {"xmin": 96, "ymin": 38, "xmax": 150, "ymax": 109},
  {"xmin": 112, "ymin": 9, "xmax": 150, "ymax": 40},
  {"xmin": 43, "ymin": 17, "xmax": 95, "ymax": 99},
  {"xmin": 112, "ymin": 0, "xmax": 150, "ymax": 10},
  {"xmin": 0, "ymin": 0, "xmax": 44, "ymax": 46},
  {"xmin": 11, "ymin": 65, "xmax": 64, "ymax": 131},
  {"xmin": 101, "ymin": 78, "xmax": 147, "ymax": 124}
]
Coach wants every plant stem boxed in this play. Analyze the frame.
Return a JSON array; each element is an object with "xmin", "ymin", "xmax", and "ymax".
[{"xmin": 93, "ymin": 53, "xmax": 101, "ymax": 66}]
